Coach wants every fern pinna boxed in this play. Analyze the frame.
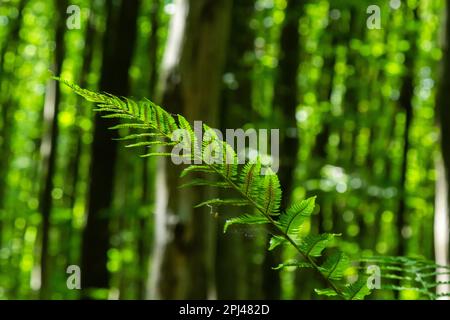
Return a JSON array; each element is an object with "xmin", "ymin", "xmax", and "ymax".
[{"xmin": 58, "ymin": 78, "xmax": 449, "ymax": 300}]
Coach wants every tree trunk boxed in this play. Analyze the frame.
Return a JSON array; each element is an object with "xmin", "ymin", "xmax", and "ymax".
[
  {"xmin": 216, "ymin": 0, "xmax": 257, "ymax": 299},
  {"xmin": 396, "ymin": 8, "xmax": 418, "ymax": 259},
  {"xmin": 137, "ymin": 0, "xmax": 161, "ymax": 299},
  {"xmin": 264, "ymin": 0, "xmax": 303, "ymax": 300},
  {"xmin": 38, "ymin": 0, "xmax": 67, "ymax": 299},
  {"xmin": 435, "ymin": 0, "xmax": 450, "ymax": 299},
  {"xmin": 80, "ymin": 0, "xmax": 140, "ymax": 298},
  {"xmin": 148, "ymin": 0, "xmax": 232, "ymax": 299},
  {"xmin": 64, "ymin": 6, "xmax": 97, "ymax": 267}
]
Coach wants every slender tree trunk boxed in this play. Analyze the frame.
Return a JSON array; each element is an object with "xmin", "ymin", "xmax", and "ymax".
[
  {"xmin": 215, "ymin": 0, "xmax": 257, "ymax": 299},
  {"xmin": 149, "ymin": 0, "xmax": 232, "ymax": 299},
  {"xmin": 435, "ymin": 0, "xmax": 450, "ymax": 299},
  {"xmin": 396, "ymin": 8, "xmax": 418, "ymax": 259},
  {"xmin": 263, "ymin": 0, "xmax": 303, "ymax": 300},
  {"xmin": 137, "ymin": 0, "xmax": 161, "ymax": 299},
  {"xmin": 38, "ymin": 0, "xmax": 67, "ymax": 299},
  {"xmin": 434, "ymin": 156, "xmax": 450, "ymax": 298},
  {"xmin": 65, "ymin": 7, "xmax": 97, "ymax": 267},
  {"xmin": 80, "ymin": 0, "xmax": 140, "ymax": 298}
]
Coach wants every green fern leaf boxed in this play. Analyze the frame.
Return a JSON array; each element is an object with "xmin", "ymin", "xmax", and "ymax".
[
  {"xmin": 268, "ymin": 235, "xmax": 287, "ymax": 251},
  {"xmin": 278, "ymin": 196, "xmax": 316, "ymax": 235},
  {"xmin": 298, "ymin": 233, "xmax": 339, "ymax": 257},
  {"xmin": 343, "ymin": 277, "xmax": 371, "ymax": 300},
  {"xmin": 180, "ymin": 179, "xmax": 231, "ymax": 189},
  {"xmin": 314, "ymin": 288, "xmax": 338, "ymax": 297},
  {"xmin": 102, "ymin": 113, "xmax": 136, "ymax": 120},
  {"xmin": 180, "ymin": 165, "xmax": 215, "ymax": 178},
  {"xmin": 115, "ymin": 133, "xmax": 163, "ymax": 141},
  {"xmin": 125, "ymin": 141, "xmax": 175, "ymax": 149},
  {"xmin": 139, "ymin": 152, "xmax": 174, "ymax": 158},
  {"xmin": 194, "ymin": 198, "xmax": 249, "ymax": 208},
  {"xmin": 258, "ymin": 169, "xmax": 282, "ymax": 216},
  {"xmin": 320, "ymin": 251, "xmax": 349, "ymax": 280},
  {"xmin": 109, "ymin": 123, "xmax": 150, "ymax": 130},
  {"xmin": 223, "ymin": 214, "xmax": 270, "ymax": 233},
  {"xmin": 273, "ymin": 260, "xmax": 313, "ymax": 270},
  {"xmin": 94, "ymin": 107, "xmax": 125, "ymax": 113},
  {"xmin": 239, "ymin": 161, "xmax": 262, "ymax": 197}
]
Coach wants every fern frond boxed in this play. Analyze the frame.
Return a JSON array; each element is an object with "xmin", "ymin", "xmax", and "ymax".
[
  {"xmin": 298, "ymin": 233, "xmax": 339, "ymax": 257},
  {"xmin": 180, "ymin": 165, "xmax": 215, "ymax": 177},
  {"xmin": 179, "ymin": 179, "xmax": 232, "ymax": 189},
  {"xmin": 257, "ymin": 169, "xmax": 282, "ymax": 216},
  {"xmin": 320, "ymin": 251, "xmax": 349, "ymax": 281},
  {"xmin": 102, "ymin": 113, "xmax": 137, "ymax": 120},
  {"xmin": 109, "ymin": 123, "xmax": 151, "ymax": 130},
  {"xmin": 273, "ymin": 260, "xmax": 313, "ymax": 270},
  {"xmin": 115, "ymin": 133, "xmax": 164, "ymax": 141},
  {"xmin": 277, "ymin": 196, "xmax": 316, "ymax": 235},
  {"xmin": 194, "ymin": 198, "xmax": 249, "ymax": 208},
  {"xmin": 125, "ymin": 141, "xmax": 176, "ymax": 149},
  {"xmin": 139, "ymin": 152, "xmax": 174, "ymax": 158},
  {"xmin": 239, "ymin": 161, "xmax": 262, "ymax": 197},
  {"xmin": 314, "ymin": 288, "xmax": 339, "ymax": 297},
  {"xmin": 223, "ymin": 214, "xmax": 270, "ymax": 233},
  {"xmin": 342, "ymin": 276, "xmax": 372, "ymax": 300},
  {"xmin": 268, "ymin": 235, "xmax": 287, "ymax": 251},
  {"xmin": 58, "ymin": 77, "xmax": 372, "ymax": 300}
]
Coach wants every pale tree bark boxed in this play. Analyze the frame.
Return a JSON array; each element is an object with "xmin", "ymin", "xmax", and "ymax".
[
  {"xmin": 148, "ymin": 0, "xmax": 232, "ymax": 299},
  {"xmin": 435, "ymin": 0, "xmax": 450, "ymax": 299},
  {"xmin": 434, "ymin": 157, "xmax": 449, "ymax": 298}
]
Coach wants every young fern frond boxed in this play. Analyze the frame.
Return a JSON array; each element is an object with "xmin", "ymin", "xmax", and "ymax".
[{"xmin": 58, "ymin": 78, "xmax": 371, "ymax": 300}]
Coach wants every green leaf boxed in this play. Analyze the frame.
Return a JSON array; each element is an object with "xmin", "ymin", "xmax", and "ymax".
[
  {"xmin": 180, "ymin": 179, "xmax": 232, "ymax": 189},
  {"xmin": 194, "ymin": 198, "xmax": 249, "ymax": 208},
  {"xmin": 268, "ymin": 235, "xmax": 287, "ymax": 251},
  {"xmin": 239, "ymin": 161, "xmax": 262, "ymax": 197},
  {"xmin": 320, "ymin": 251, "xmax": 349, "ymax": 280},
  {"xmin": 220, "ymin": 142, "xmax": 238, "ymax": 180},
  {"xmin": 139, "ymin": 152, "xmax": 174, "ymax": 158},
  {"xmin": 94, "ymin": 107, "xmax": 124, "ymax": 113},
  {"xmin": 109, "ymin": 123, "xmax": 150, "ymax": 130},
  {"xmin": 298, "ymin": 233, "xmax": 339, "ymax": 257},
  {"xmin": 115, "ymin": 133, "xmax": 163, "ymax": 141},
  {"xmin": 102, "ymin": 113, "xmax": 136, "ymax": 120},
  {"xmin": 278, "ymin": 196, "xmax": 316, "ymax": 235},
  {"xmin": 273, "ymin": 260, "xmax": 313, "ymax": 270},
  {"xmin": 180, "ymin": 165, "xmax": 215, "ymax": 178},
  {"xmin": 258, "ymin": 170, "xmax": 282, "ymax": 216},
  {"xmin": 125, "ymin": 141, "xmax": 175, "ymax": 148},
  {"xmin": 343, "ymin": 277, "xmax": 372, "ymax": 300},
  {"xmin": 224, "ymin": 214, "xmax": 269, "ymax": 233},
  {"xmin": 314, "ymin": 288, "xmax": 338, "ymax": 297}
]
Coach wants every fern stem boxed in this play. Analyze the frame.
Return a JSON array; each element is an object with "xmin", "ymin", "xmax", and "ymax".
[{"xmin": 206, "ymin": 165, "xmax": 345, "ymax": 299}]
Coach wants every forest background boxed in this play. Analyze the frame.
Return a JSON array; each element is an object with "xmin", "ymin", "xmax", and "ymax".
[{"xmin": 0, "ymin": 0, "xmax": 450, "ymax": 300}]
